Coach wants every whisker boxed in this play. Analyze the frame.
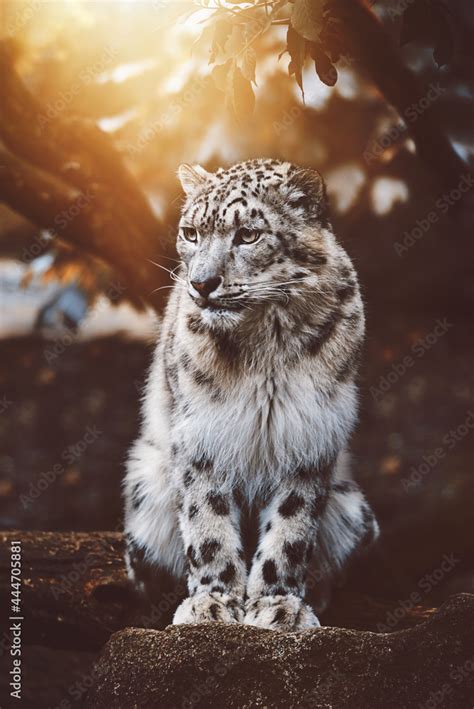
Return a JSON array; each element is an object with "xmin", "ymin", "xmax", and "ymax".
[
  {"xmin": 152, "ymin": 253, "xmax": 181, "ymax": 264},
  {"xmin": 147, "ymin": 259, "xmax": 186, "ymax": 282},
  {"xmin": 149, "ymin": 284, "xmax": 179, "ymax": 296}
]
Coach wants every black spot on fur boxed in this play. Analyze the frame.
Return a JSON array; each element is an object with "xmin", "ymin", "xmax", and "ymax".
[
  {"xmin": 311, "ymin": 494, "xmax": 327, "ymax": 517},
  {"xmin": 283, "ymin": 540, "xmax": 306, "ymax": 566},
  {"xmin": 262, "ymin": 559, "xmax": 278, "ymax": 584},
  {"xmin": 295, "ymin": 465, "xmax": 314, "ymax": 480},
  {"xmin": 286, "ymin": 575, "xmax": 298, "ymax": 588},
  {"xmin": 211, "ymin": 330, "xmax": 239, "ymax": 364},
  {"xmin": 183, "ymin": 470, "xmax": 194, "ymax": 488},
  {"xmin": 337, "ymin": 282, "xmax": 356, "ymax": 303},
  {"xmin": 192, "ymin": 455, "xmax": 213, "ymax": 472},
  {"xmin": 219, "ymin": 562, "xmax": 236, "ymax": 584},
  {"xmin": 333, "ymin": 480, "xmax": 360, "ymax": 494},
  {"xmin": 180, "ymin": 353, "xmax": 192, "ymax": 371},
  {"xmin": 207, "ymin": 491, "xmax": 230, "ymax": 516},
  {"xmin": 227, "ymin": 196, "xmax": 247, "ymax": 208},
  {"xmin": 188, "ymin": 504, "xmax": 198, "ymax": 520},
  {"xmin": 273, "ymin": 586, "xmax": 287, "ymax": 596},
  {"xmin": 209, "ymin": 603, "xmax": 220, "ymax": 620},
  {"xmin": 200, "ymin": 539, "xmax": 221, "ymax": 564},
  {"xmin": 193, "ymin": 369, "xmax": 215, "ymax": 388},
  {"xmin": 200, "ymin": 575, "xmax": 212, "ymax": 585},
  {"xmin": 131, "ymin": 482, "xmax": 143, "ymax": 510},
  {"xmin": 187, "ymin": 545, "xmax": 199, "ymax": 567},
  {"xmin": 290, "ymin": 246, "xmax": 327, "ymax": 267},
  {"xmin": 278, "ymin": 492, "xmax": 305, "ymax": 517},
  {"xmin": 233, "ymin": 489, "xmax": 244, "ymax": 509},
  {"xmin": 317, "ymin": 460, "xmax": 334, "ymax": 481},
  {"xmin": 272, "ymin": 607, "xmax": 287, "ymax": 624},
  {"xmin": 336, "ymin": 341, "xmax": 363, "ymax": 383},
  {"xmin": 306, "ymin": 311, "xmax": 341, "ymax": 357},
  {"xmin": 187, "ymin": 314, "xmax": 206, "ymax": 335},
  {"xmin": 166, "ymin": 364, "xmax": 178, "ymax": 387}
]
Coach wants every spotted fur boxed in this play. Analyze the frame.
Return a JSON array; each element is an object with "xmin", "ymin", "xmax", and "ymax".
[{"xmin": 124, "ymin": 159, "xmax": 379, "ymax": 630}]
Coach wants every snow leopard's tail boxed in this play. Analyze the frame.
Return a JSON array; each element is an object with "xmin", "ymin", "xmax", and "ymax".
[{"xmin": 307, "ymin": 479, "xmax": 380, "ymax": 613}]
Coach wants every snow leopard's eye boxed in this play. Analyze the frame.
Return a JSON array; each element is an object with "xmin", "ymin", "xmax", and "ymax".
[
  {"xmin": 235, "ymin": 227, "xmax": 261, "ymax": 245},
  {"xmin": 181, "ymin": 227, "xmax": 198, "ymax": 243}
]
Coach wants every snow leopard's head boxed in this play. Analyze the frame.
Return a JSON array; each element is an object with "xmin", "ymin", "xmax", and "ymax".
[{"xmin": 176, "ymin": 158, "xmax": 334, "ymax": 328}]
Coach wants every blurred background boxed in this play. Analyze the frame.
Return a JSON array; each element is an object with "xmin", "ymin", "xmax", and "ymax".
[{"xmin": 0, "ymin": 0, "xmax": 473, "ymax": 703}]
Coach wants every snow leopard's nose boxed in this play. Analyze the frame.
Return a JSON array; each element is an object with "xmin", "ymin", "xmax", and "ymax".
[{"xmin": 191, "ymin": 277, "xmax": 222, "ymax": 298}]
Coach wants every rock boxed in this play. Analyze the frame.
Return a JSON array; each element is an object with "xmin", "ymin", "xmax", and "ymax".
[{"xmin": 86, "ymin": 593, "xmax": 474, "ymax": 709}]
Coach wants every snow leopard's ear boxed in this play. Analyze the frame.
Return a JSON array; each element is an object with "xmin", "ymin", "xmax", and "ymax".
[
  {"xmin": 283, "ymin": 167, "xmax": 327, "ymax": 222},
  {"xmin": 177, "ymin": 164, "xmax": 212, "ymax": 196}
]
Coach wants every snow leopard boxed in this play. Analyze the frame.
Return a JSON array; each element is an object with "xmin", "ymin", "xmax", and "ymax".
[{"xmin": 123, "ymin": 158, "xmax": 379, "ymax": 631}]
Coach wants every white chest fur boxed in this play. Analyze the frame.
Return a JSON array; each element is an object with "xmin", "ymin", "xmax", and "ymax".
[{"xmin": 173, "ymin": 363, "xmax": 357, "ymax": 497}]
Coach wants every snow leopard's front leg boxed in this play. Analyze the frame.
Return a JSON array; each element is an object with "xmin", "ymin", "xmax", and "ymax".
[
  {"xmin": 244, "ymin": 470, "xmax": 329, "ymax": 631},
  {"xmin": 173, "ymin": 463, "xmax": 247, "ymax": 625}
]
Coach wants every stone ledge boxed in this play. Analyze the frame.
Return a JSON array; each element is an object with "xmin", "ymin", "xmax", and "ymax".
[{"xmin": 85, "ymin": 593, "xmax": 474, "ymax": 709}]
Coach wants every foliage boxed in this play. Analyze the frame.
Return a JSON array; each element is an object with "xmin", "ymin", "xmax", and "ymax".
[
  {"xmin": 186, "ymin": 0, "xmax": 341, "ymax": 110},
  {"xmin": 183, "ymin": 0, "xmax": 466, "ymax": 118}
]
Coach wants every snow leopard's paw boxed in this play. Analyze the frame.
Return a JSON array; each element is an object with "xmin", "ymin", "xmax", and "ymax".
[
  {"xmin": 244, "ymin": 594, "xmax": 321, "ymax": 631},
  {"xmin": 173, "ymin": 591, "xmax": 244, "ymax": 625}
]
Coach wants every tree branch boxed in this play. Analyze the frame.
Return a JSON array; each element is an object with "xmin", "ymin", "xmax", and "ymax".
[
  {"xmin": 0, "ymin": 147, "xmax": 173, "ymax": 309},
  {"xmin": 331, "ymin": 0, "xmax": 468, "ymax": 190},
  {"xmin": 0, "ymin": 43, "xmax": 175, "ymax": 311}
]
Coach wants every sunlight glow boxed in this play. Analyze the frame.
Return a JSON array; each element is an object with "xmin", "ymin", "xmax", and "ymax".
[
  {"xmin": 326, "ymin": 165, "xmax": 366, "ymax": 213},
  {"xmin": 98, "ymin": 58, "xmax": 158, "ymax": 84},
  {"xmin": 371, "ymin": 177, "xmax": 409, "ymax": 215}
]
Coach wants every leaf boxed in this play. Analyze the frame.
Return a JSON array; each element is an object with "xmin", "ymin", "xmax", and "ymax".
[
  {"xmin": 291, "ymin": 0, "xmax": 326, "ymax": 42},
  {"xmin": 222, "ymin": 24, "xmax": 245, "ymax": 61},
  {"xmin": 226, "ymin": 61, "xmax": 255, "ymax": 124},
  {"xmin": 287, "ymin": 25, "xmax": 306, "ymax": 97},
  {"xmin": 308, "ymin": 42, "xmax": 337, "ymax": 87},
  {"xmin": 240, "ymin": 46, "xmax": 257, "ymax": 84},
  {"xmin": 318, "ymin": 7, "xmax": 346, "ymax": 63},
  {"xmin": 211, "ymin": 60, "xmax": 232, "ymax": 92},
  {"xmin": 213, "ymin": 17, "xmax": 233, "ymax": 55},
  {"xmin": 400, "ymin": 0, "xmax": 455, "ymax": 68},
  {"xmin": 242, "ymin": 13, "xmax": 273, "ymax": 63},
  {"xmin": 192, "ymin": 23, "xmax": 217, "ymax": 62}
]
